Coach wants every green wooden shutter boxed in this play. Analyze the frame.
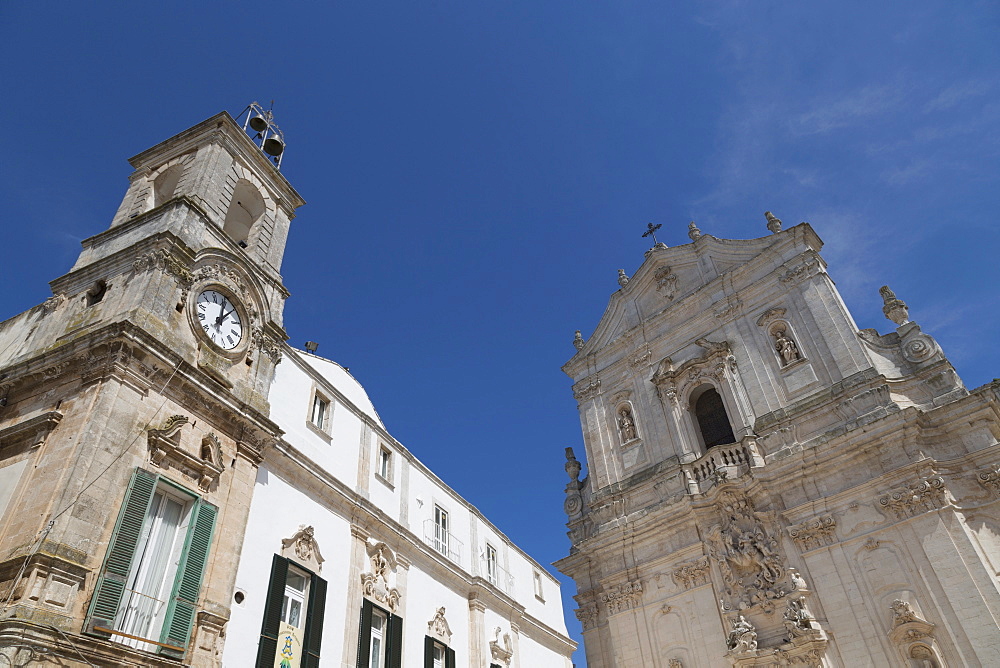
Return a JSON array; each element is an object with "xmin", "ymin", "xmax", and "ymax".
[
  {"xmin": 302, "ymin": 573, "xmax": 327, "ymax": 668},
  {"xmin": 424, "ymin": 636, "xmax": 435, "ymax": 668},
  {"xmin": 83, "ymin": 467, "xmax": 158, "ymax": 637},
  {"xmin": 159, "ymin": 499, "xmax": 217, "ymax": 658},
  {"xmin": 444, "ymin": 646, "xmax": 456, "ymax": 668},
  {"xmin": 256, "ymin": 555, "xmax": 289, "ymax": 668},
  {"xmin": 357, "ymin": 598, "xmax": 373, "ymax": 668},
  {"xmin": 386, "ymin": 614, "xmax": 403, "ymax": 668}
]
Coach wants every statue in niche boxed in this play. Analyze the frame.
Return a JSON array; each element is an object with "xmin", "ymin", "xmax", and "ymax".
[
  {"xmin": 726, "ymin": 615, "xmax": 758, "ymax": 652},
  {"xmin": 773, "ymin": 327, "xmax": 800, "ymax": 365},
  {"xmin": 617, "ymin": 406, "xmax": 637, "ymax": 441}
]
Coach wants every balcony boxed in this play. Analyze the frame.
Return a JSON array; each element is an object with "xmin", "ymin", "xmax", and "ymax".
[
  {"xmin": 481, "ymin": 558, "xmax": 515, "ymax": 595},
  {"xmin": 423, "ymin": 519, "xmax": 463, "ymax": 565},
  {"xmin": 682, "ymin": 437, "xmax": 763, "ymax": 494}
]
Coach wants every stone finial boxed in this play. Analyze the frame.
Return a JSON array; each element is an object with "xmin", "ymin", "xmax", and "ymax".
[
  {"xmin": 764, "ymin": 211, "xmax": 782, "ymax": 234},
  {"xmin": 880, "ymin": 285, "xmax": 910, "ymax": 326},
  {"xmin": 688, "ymin": 221, "xmax": 702, "ymax": 240},
  {"xmin": 565, "ymin": 447, "xmax": 581, "ymax": 482},
  {"xmin": 573, "ymin": 330, "xmax": 585, "ymax": 351},
  {"xmin": 617, "ymin": 269, "xmax": 630, "ymax": 287}
]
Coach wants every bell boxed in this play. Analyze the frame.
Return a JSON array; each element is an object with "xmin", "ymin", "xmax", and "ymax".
[
  {"xmin": 248, "ymin": 115, "xmax": 269, "ymax": 132},
  {"xmin": 262, "ymin": 136, "xmax": 285, "ymax": 156}
]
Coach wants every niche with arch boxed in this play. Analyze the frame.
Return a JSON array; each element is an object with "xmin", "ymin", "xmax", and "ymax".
[
  {"xmin": 152, "ymin": 164, "xmax": 184, "ymax": 207},
  {"xmin": 223, "ymin": 179, "xmax": 266, "ymax": 247},
  {"xmin": 690, "ymin": 384, "xmax": 736, "ymax": 450},
  {"xmin": 768, "ymin": 320, "xmax": 804, "ymax": 368},
  {"xmin": 615, "ymin": 402, "xmax": 640, "ymax": 444}
]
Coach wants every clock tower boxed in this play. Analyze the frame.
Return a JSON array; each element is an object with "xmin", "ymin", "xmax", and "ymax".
[{"xmin": 0, "ymin": 108, "xmax": 304, "ymax": 666}]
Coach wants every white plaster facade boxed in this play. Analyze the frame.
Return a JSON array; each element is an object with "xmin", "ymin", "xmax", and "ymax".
[
  {"xmin": 557, "ymin": 219, "xmax": 1000, "ymax": 667},
  {"xmin": 0, "ymin": 110, "xmax": 574, "ymax": 667},
  {"xmin": 224, "ymin": 346, "xmax": 575, "ymax": 667}
]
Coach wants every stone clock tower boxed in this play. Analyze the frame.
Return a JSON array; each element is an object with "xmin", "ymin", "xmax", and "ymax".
[
  {"xmin": 557, "ymin": 217, "xmax": 1000, "ymax": 667},
  {"xmin": 0, "ymin": 110, "xmax": 304, "ymax": 666}
]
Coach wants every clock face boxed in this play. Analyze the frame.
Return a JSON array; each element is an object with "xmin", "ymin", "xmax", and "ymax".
[{"xmin": 196, "ymin": 290, "xmax": 244, "ymax": 350}]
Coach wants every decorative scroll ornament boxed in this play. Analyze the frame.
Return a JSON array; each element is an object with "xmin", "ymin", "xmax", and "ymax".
[
  {"xmin": 672, "ymin": 556, "xmax": 710, "ymax": 590},
  {"xmin": 780, "ymin": 253, "xmax": 823, "ymax": 283},
  {"xmin": 573, "ymin": 376, "xmax": 601, "ymax": 402},
  {"xmin": 600, "ymin": 580, "xmax": 643, "ymax": 615},
  {"xmin": 251, "ymin": 327, "xmax": 283, "ymax": 365},
  {"xmin": 281, "ymin": 525, "xmax": 324, "ymax": 574},
  {"xmin": 756, "ymin": 307, "xmax": 787, "ymax": 328},
  {"xmin": 489, "ymin": 627, "xmax": 514, "ymax": 666},
  {"xmin": 976, "ymin": 464, "xmax": 1000, "ymax": 495},
  {"xmin": 787, "ymin": 515, "xmax": 836, "ymax": 550},
  {"xmin": 704, "ymin": 492, "xmax": 787, "ymax": 614},
  {"xmin": 427, "ymin": 607, "xmax": 452, "ymax": 643},
  {"xmin": 575, "ymin": 604, "xmax": 598, "ymax": 631},
  {"xmin": 887, "ymin": 599, "xmax": 941, "ymax": 665},
  {"xmin": 877, "ymin": 476, "xmax": 946, "ymax": 519},
  {"xmin": 361, "ymin": 544, "xmax": 400, "ymax": 612}
]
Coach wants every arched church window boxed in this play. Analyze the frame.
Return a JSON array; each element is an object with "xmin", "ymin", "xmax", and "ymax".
[
  {"xmin": 692, "ymin": 386, "xmax": 736, "ymax": 448},
  {"xmin": 223, "ymin": 180, "xmax": 265, "ymax": 248},
  {"xmin": 152, "ymin": 164, "xmax": 183, "ymax": 207}
]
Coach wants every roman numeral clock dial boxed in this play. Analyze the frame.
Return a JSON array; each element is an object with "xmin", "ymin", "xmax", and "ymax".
[{"xmin": 196, "ymin": 289, "xmax": 244, "ymax": 350}]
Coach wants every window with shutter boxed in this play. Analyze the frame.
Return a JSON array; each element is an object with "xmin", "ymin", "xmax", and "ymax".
[
  {"xmin": 424, "ymin": 636, "xmax": 454, "ymax": 668},
  {"xmin": 83, "ymin": 468, "xmax": 216, "ymax": 660},
  {"xmin": 256, "ymin": 554, "xmax": 328, "ymax": 668},
  {"xmin": 358, "ymin": 600, "xmax": 401, "ymax": 668}
]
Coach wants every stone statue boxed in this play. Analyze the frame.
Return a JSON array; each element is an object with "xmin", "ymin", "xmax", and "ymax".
[
  {"xmin": 573, "ymin": 330, "xmax": 585, "ymax": 351},
  {"xmin": 618, "ymin": 407, "xmax": 637, "ymax": 441},
  {"xmin": 789, "ymin": 568, "xmax": 807, "ymax": 591},
  {"xmin": 618, "ymin": 269, "xmax": 630, "ymax": 287},
  {"xmin": 765, "ymin": 211, "xmax": 783, "ymax": 234},
  {"xmin": 726, "ymin": 615, "xmax": 758, "ymax": 652},
  {"xmin": 688, "ymin": 221, "xmax": 702, "ymax": 240},
  {"xmin": 774, "ymin": 328, "xmax": 800, "ymax": 365},
  {"xmin": 783, "ymin": 596, "xmax": 815, "ymax": 638}
]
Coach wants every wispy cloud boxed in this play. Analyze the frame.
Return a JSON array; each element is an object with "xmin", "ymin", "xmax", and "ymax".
[
  {"xmin": 923, "ymin": 80, "xmax": 993, "ymax": 113},
  {"xmin": 788, "ymin": 83, "xmax": 908, "ymax": 137}
]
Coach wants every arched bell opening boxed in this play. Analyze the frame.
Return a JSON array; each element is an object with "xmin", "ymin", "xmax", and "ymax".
[
  {"xmin": 690, "ymin": 384, "xmax": 736, "ymax": 450},
  {"xmin": 152, "ymin": 164, "xmax": 183, "ymax": 208},
  {"xmin": 223, "ymin": 180, "xmax": 265, "ymax": 248}
]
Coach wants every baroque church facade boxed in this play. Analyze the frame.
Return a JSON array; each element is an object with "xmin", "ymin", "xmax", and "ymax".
[
  {"xmin": 556, "ymin": 219, "xmax": 1000, "ymax": 666},
  {"xmin": 0, "ymin": 111, "xmax": 574, "ymax": 667}
]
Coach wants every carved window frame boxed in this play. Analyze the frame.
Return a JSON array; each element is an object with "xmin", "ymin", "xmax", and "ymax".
[
  {"xmin": 685, "ymin": 382, "xmax": 739, "ymax": 455},
  {"xmin": 305, "ymin": 385, "xmax": 333, "ymax": 442},
  {"xmin": 376, "ymin": 444, "xmax": 394, "ymax": 488}
]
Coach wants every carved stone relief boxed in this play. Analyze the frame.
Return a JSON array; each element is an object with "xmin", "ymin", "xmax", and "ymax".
[
  {"xmin": 672, "ymin": 556, "xmax": 710, "ymax": 590},
  {"xmin": 427, "ymin": 607, "xmax": 452, "ymax": 643},
  {"xmin": 976, "ymin": 463, "xmax": 1000, "ymax": 495},
  {"xmin": 573, "ymin": 376, "xmax": 601, "ymax": 402},
  {"xmin": 877, "ymin": 476, "xmax": 946, "ymax": 519},
  {"xmin": 281, "ymin": 526, "xmax": 324, "ymax": 574},
  {"xmin": 654, "ymin": 265, "xmax": 679, "ymax": 300},
  {"xmin": 361, "ymin": 543, "xmax": 400, "ymax": 612},
  {"xmin": 600, "ymin": 580, "xmax": 643, "ymax": 615},
  {"xmin": 575, "ymin": 604, "xmax": 598, "ymax": 631},
  {"xmin": 787, "ymin": 515, "xmax": 836, "ymax": 551},
  {"xmin": 489, "ymin": 627, "xmax": 514, "ymax": 666},
  {"xmin": 147, "ymin": 414, "xmax": 224, "ymax": 491}
]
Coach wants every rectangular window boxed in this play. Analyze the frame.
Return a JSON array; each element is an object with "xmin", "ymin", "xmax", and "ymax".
[
  {"xmin": 433, "ymin": 506, "xmax": 449, "ymax": 557},
  {"xmin": 256, "ymin": 555, "xmax": 328, "ymax": 668},
  {"xmin": 533, "ymin": 570, "xmax": 545, "ymax": 601},
  {"xmin": 424, "ymin": 636, "xmax": 456, "ymax": 668},
  {"xmin": 377, "ymin": 446, "xmax": 392, "ymax": 482},
  {"xmin": 85, "ymin": 468, "xmax": 217, "ymax": 660},
  {"xmin": 311, "ymin": 394, "xmax": 329, "ymax": 430},
  {"xmin": 357, "ymin": 599, "xmax": 402, "ymax": 668},
  {"xmin": 485, "ymin": 544, "xmax": 498, "ymax": 586}
]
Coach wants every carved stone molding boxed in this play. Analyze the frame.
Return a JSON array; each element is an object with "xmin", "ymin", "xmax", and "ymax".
[
  {"xmin": 787, "ymin": 515, "xmax": 837, "ymax": 551},
  {"xmin": 251, "ymin": 327, "xmax": 283, "ymax": 365},
  {"xmin": 600, "ymin": 580, "xmax": 643, "ymax": 615},
  {"xmin": 629, "ymin": 345, "xmax": 652, "ymax": 369},
  {"xmin": 714, "ymin": 299, "xmax": 742, "ymax": 320},
  {"xmin": 489, "ymin": 626, "xmax": 514, "ymax": 666},
  {"xmin": 361, "ymin": 543, "xmax": 400, "ymax": 612},
  {"xmin": 147, "ymin": 415, "xmax": 224, "ymax": 491},
  {"xmin": 973, "ymin": 463, "xmax": 1000, "ymax": 496},
  {"xmin": 887, "ymin": 600, "xmax": 941, "ymax": 666},
  {"xmin": 672, "ymin": 556, "xmax": 710, "ymax": 590},
  {"xmin": 877, "ymin": 476, "xmax": 946, "ymax": 519},
  {"xmin": 779, "ymin": 253, "xmax": 823, "ymax": 283},
  {"xmin": 651, "ymin": 340, "xmax": 733, "ymax": 403},
  {"xmin": 131, "ymin": 248, "xmax": 194, "ymax": 286},
  {"xmin": 427, "ymin": 607, "xmax": 452, "ymax": 643},
  {"xmin": 755, "ymin": 307, "xmax": 787, "ymax": 328},
  {"xmin": 0, "ymin": 411, "xmax": 63, "ymax": 454},
  {"xmin": 281, "ymin": 525, "xmax": 324, "ymax": 574},
  {"xmin": 573, "ymin": 376, "xmax": 602, "ymax": 402},
  {"xmin": 575, "ymin": 604, "xmax": 598, "ymax": 631},
  {"xmin": 41, "ymin": 293, "xmax": 66, "ymax": 315}
]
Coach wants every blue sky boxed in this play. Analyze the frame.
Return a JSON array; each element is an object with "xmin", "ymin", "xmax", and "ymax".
[{"xmin": 2, "ymin": 2, "xmax": 999, "ymax": 664}]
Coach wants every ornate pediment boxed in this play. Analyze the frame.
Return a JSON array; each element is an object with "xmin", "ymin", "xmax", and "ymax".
[
  {"xmin": 427, "ymin": 607, "xmax": 452, "ymax": 643},
  {"xmin": 489, "ymin": 626, "xmax": 514, "ymax": 666},
  {"xmin": 361, "ymin": 543, "xmax": 400, "ymax": 612},
  {"xmin": 147, "ymin": 415, "xmax": 224, "ymax": 491},
  {"xmin": 281, "ymin": 525, "xmax": 324, "ymax": 573}
]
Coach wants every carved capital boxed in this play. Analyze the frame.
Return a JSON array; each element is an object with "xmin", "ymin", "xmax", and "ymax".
[
  {"xmin": 877, "ymin": 476, "xmax": 946, "ymax": 519},
  {"xmin": 787, "ymin": 515, "xmax": 837, "ymax": 550},
  {"xmin": 600, "ymin": 580, "xmax": 643, "ymax": 615}
]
